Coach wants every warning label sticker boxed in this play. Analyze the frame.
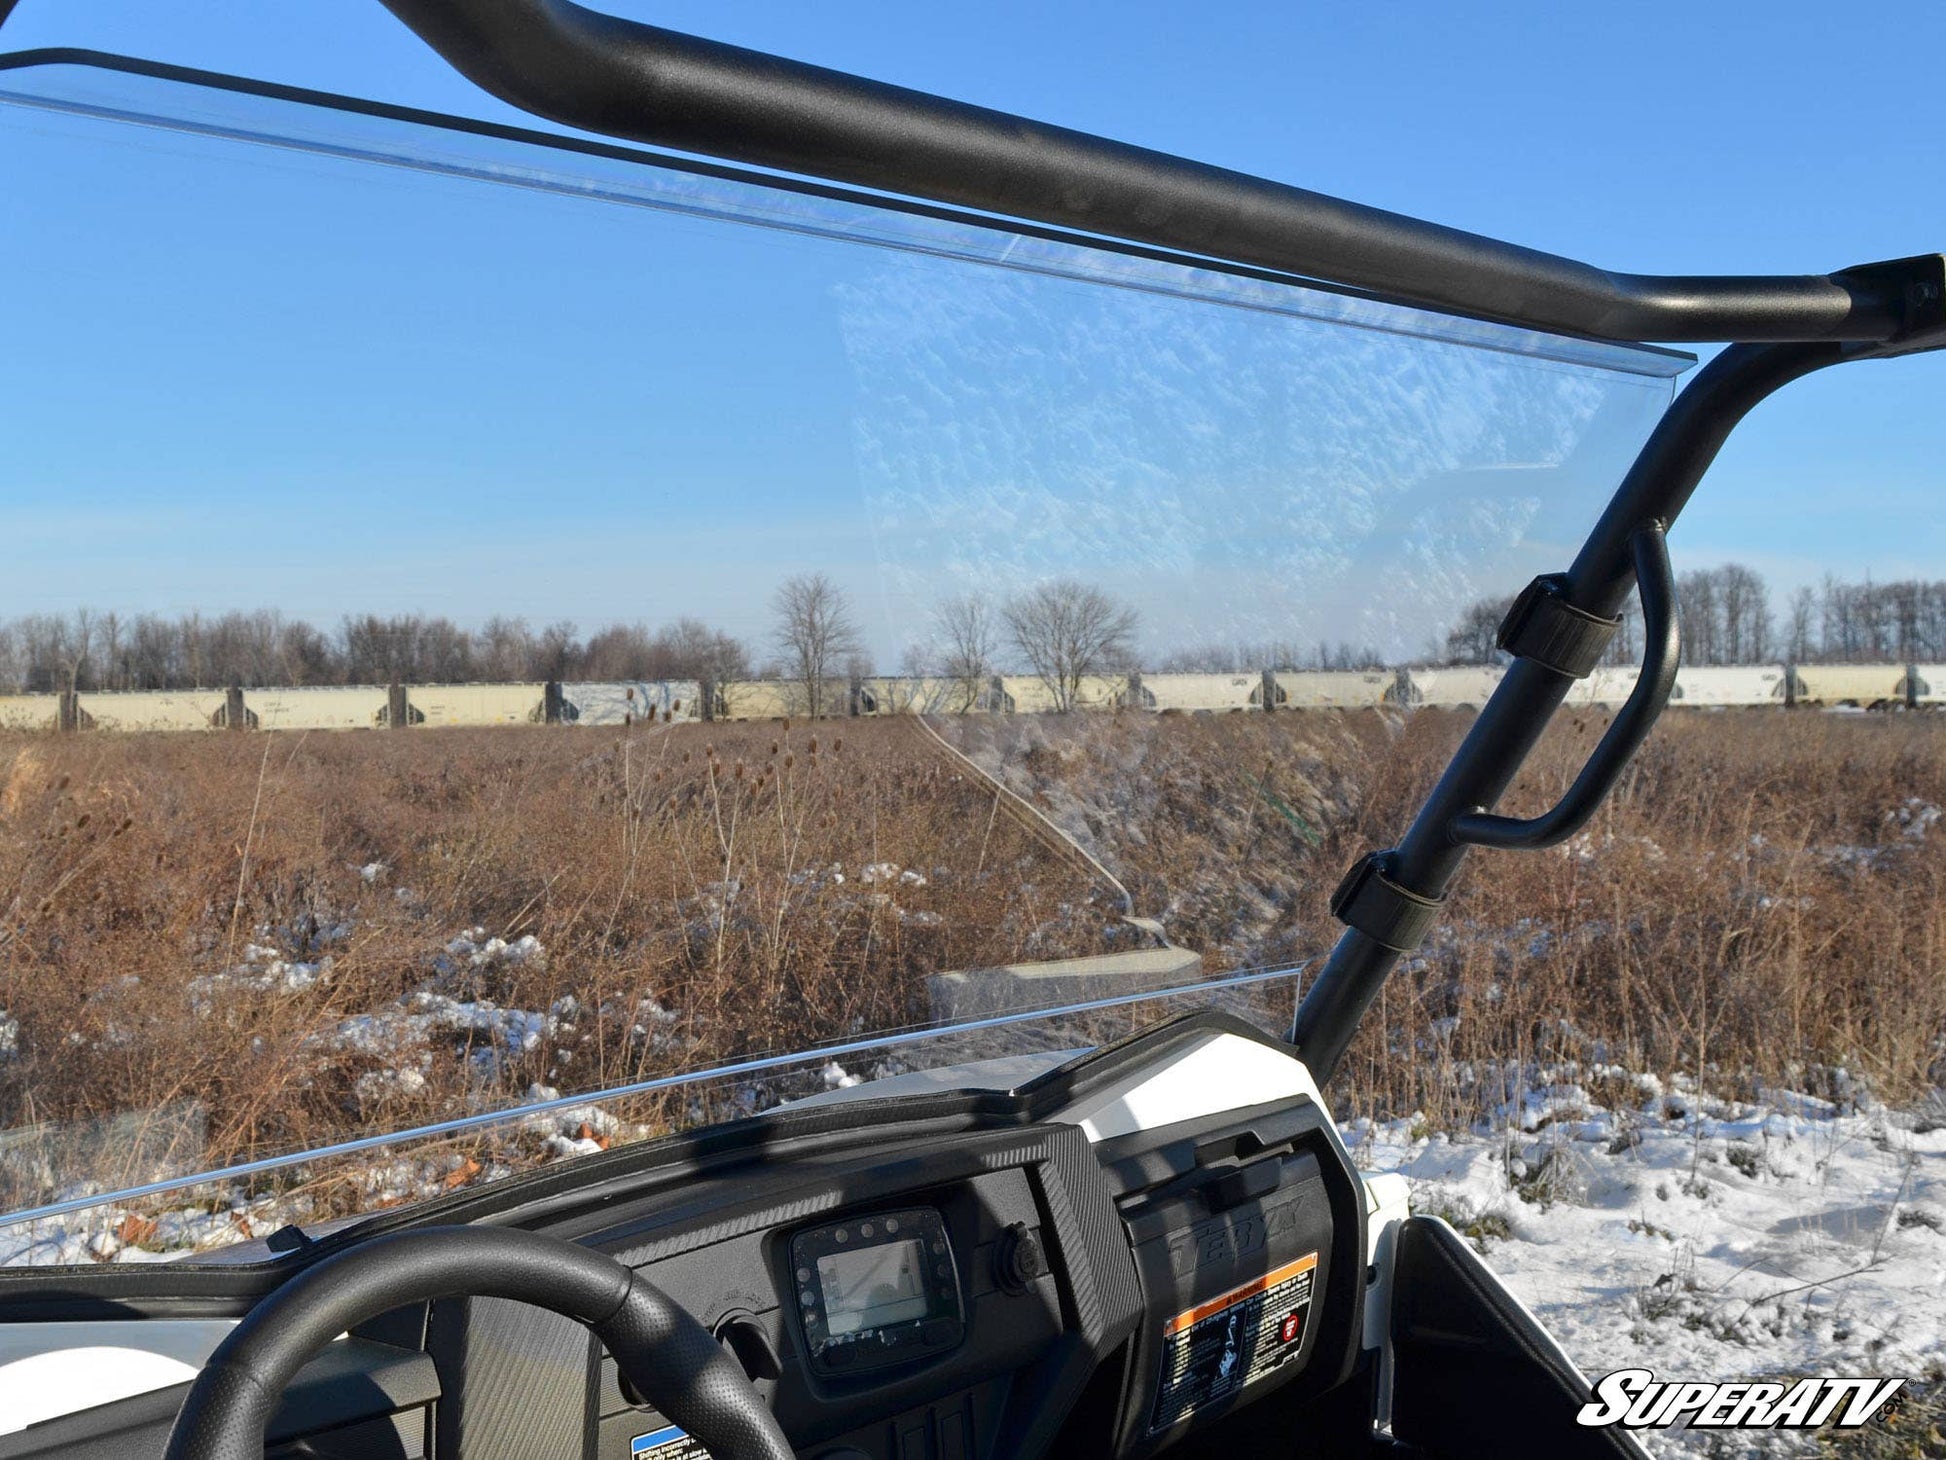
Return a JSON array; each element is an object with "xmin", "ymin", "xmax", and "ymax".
[
  {"xmin": 1148, "ymin": 1250, "xmax": 1318, "ymax": 1434},
  {"xmin": 631, "ymin": 1424, "xmax": 710, "ymax": 1460}
]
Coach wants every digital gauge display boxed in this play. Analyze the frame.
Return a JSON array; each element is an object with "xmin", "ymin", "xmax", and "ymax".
[
  {"xmin": 789, "ymin": 1206, "xmax": 964, "ymax": 1376},
  {"xmin": 818, "ymin": 1238, "xmax": 929, "ymax": 1334}
]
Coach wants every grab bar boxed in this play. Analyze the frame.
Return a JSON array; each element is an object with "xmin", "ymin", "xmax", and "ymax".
[{"xmin": 1447, "ymin": 524, "xmax": 1679, "ymax": 852}]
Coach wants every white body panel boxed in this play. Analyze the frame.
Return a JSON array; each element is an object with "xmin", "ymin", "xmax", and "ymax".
[
  {"xmin": 1060, "ymin": 1029, "xmax": 1330, "ymax": 1139},
  {"xmin": 0, "ymin": 1321, "xmax": 233, "ymax": 1434}
]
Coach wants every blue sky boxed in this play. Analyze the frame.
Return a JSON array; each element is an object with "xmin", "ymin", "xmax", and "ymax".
[{"xmin": 0, "ymin": 0, "xmax": 1940, "ymax": 660}]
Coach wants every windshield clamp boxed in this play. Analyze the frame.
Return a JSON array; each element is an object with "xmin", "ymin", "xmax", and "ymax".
[
  {"xmin": 1496, "ymin": 574, "xmax": 1619, "ymax": 678},
  {"xmin": 1330, "ymin": 851, "xmax": 1444, "ymax": 954}
]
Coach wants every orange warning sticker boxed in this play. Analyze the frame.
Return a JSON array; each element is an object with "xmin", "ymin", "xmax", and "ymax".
[
  {"xmin": 1150, "ymin": 1250, "xmax": 1319, "ymax": 1433},
  {"xmin": 1164, "ymin": 1251, "xmax": 1318, "ymax": 1335}
]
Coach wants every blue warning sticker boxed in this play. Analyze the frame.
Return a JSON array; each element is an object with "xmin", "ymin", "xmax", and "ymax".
[{"xmin": 631, "ymin": 1423, "xmax": 710, "ymax": 1460}]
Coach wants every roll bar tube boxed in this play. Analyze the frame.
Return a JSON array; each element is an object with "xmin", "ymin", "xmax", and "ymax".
[{"xmin": 374, "ymin": 0, "xmax": 1941, "ymax": 346}]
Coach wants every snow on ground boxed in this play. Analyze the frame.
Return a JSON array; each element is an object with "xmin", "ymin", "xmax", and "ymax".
[
  {"xmin": 1350, "ymin": 1075, "xmax": 1946, "ymax": 1456},
  {"xmin": 0, "ymin": 1084, "xmax": 640, "ymax": 1267}
]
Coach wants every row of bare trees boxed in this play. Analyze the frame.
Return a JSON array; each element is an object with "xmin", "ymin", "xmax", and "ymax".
[
  {"xmin": 0, "ymin": 579, "xmax": 1147, "ymax": 711},
  {"xmin": 14, "ymin": 567, "xmax": 1937, "ymax": 699},
  {"xmin": 1441, "ymin": 566, "xmax": 1946, "ymax": 667},
  {"xmin": 0, "ymin": 610, "xmax": 753, "ymax": 695},
  {"xmin": 774, "ymin": 575, "xmax": 1141, "ymax": 715}
]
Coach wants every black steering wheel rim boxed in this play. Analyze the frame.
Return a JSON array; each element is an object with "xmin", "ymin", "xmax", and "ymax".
[{"xmin": 161, "ymin": 1225, "xmax": 795, "ymax": 1460}]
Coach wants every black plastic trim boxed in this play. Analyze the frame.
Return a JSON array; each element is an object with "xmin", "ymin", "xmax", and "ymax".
[{"xmin": 1390, "ymin": 1217, "xmax": 1649, "ymax": 1460}]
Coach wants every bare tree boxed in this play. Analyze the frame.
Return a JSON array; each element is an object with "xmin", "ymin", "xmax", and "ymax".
[
  {"xmin": 656, "ymin": 618, "xmax": 750, "ymax": 688},
  {"xmin": 1002, "ymin": 579, "xmax": 1138, "ymax": 712},
  {"xmin": 772, "ymin": 573, "xmax": 862, "ymax": 717},
  {"xmin": 1786, "ymin": 586, "xmax": 1816, "ymax": 663},
  {"xmin": 935, "ymin": 593, "xmax": 1001, "ymax": 711},
  {"xmin": 1441, "ymin": 596, "xmax": 1513, "ymax": 666},
  {"xmin": 66, "ymin": 608, "xmax": 95, "ymax": 692}
]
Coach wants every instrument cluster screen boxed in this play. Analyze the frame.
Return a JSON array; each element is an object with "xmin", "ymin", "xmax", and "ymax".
[
  {"xmin": 788, "ymin": 1206, "xmax": 965, "ymax": 1377},
  {"xmin": 817, "ymin": 1238, "xmax": 930, "ymax": 1334}
]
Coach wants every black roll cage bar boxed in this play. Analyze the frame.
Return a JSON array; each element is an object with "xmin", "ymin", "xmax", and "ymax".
[{"xmin": 9, "ymin": 0, "xmax": 1942, "ymax": 1085}]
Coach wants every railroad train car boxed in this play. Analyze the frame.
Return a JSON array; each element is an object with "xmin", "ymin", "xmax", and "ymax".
[
  {"xmin": 1399, "ymin": 666, "xmax": 1504, "ymax": 710},
  {"xmin": 992, "ymin": 674, "xmax": 1129, "ymax": 714},
  {"xmin": 560, "ymin": 681, "xmax": 702, "ymax": 724},
  {"xmin": 853, "ymin": 677, "xmax": 973, "ymax": 715},
  {"xmin": 1132, "ymin": 673, "xmax": 1262, "ymax": 713},
  {"xmin": 248, "ymin": 686, "xmax": 391, "ymax": 731},
  {"xmin": 1789, "ymin": 663, "xmax": 1911, "ymax": 708},
  {"xmin": 75, "ymin": 690, "xmax": 231, "ymax": 732},
  {"xmin": 1671, "ymin": 664, "xmax": 1789, "ymax": 706},
  {"xmin": 0, "ymin": 695, "xmax": 59, "ymax": 732},
  {"xmin": 405, "ymin": 683, "xmax": 548, "ymax": 727},
  {"xmin": 14, "ymin": 662, "xmax": 1936, "ymax": 736},
  {"xmin": 716, "ymin": 680, "xmax": 796, "ymax": 720},
  {"xmin": 1274, "ymin": 669, "xmax": 1392, "ymax": 709}
]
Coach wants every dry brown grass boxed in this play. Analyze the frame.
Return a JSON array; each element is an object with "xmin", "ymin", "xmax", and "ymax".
[
  {"xmin": 1328, "ymin": 709, "xmax": 1946, "ymax": 1127},
  {"xmin": 0, "ymin": 707, "xmax": 1941, "ymax": 1217},
  {"xmin": 0, "ymin": 718, "xmax": 1118, "ymax": 1204}
]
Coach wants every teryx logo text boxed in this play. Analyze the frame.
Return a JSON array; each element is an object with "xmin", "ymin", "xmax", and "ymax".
[{"xmin": 1577, "ymin": 1369, "xmax": 1906, "ymax": 1430}]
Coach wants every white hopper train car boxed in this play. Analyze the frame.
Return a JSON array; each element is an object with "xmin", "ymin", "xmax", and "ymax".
[
  {"xmin": 1135, "ymin": 673, "xmax": 1262, "ymax": 712},
  {"xmin": 993, "ymin": 674, "xmax": 1128, "ymax": 714},
  {"xmin": 1402, "ymin": 666, "xmax": 1504, "ymax": 710},
  {"xmin": 406, "ymin": 683, "xmax": 548, "ymax": 727},
  {"xmin": 717, "ymin": 680, "xmax": 796, "ymax": 720},
  {"xmin": 1910, "ymin": 665, "xmax": 1945, "ymax": 707},
  {"xmin": 1274, "ymin": 669, "xmax": 1391, "ymax": 709},
  {"xmin": 1790, "ymin": 663, "xmax": 1911, "ymax": 708},
  {"xmin": 0, "ymin": 694, "xmax": 59, "ymax": 732},
  {"xmin": 559, "ymin": 681, "xmax": 701, "ymax": 725},
  {"xmin": 853, "ymin": 677, "xmax": 970, "ymax": 715},
  {"xmin": 249, "ymin": 685, "xmax": 391, "ymax": 731},
  {"xmin": 75, "ymin": 690, "xmax": 230, "ymax": 732},
  {"xmin": 1670, "ymin": 664, "xmax": 1789, "ymax": 706}
]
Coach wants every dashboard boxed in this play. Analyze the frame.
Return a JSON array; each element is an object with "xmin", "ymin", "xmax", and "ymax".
[{"xmin": 0, "ymin": 1015, "xmax": 1376, "ymax": 1460}]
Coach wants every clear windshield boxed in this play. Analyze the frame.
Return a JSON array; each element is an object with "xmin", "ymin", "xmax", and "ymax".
[{"xmin": 0, "ymin": 58, "xmax": 1687, "ymax": 1264}]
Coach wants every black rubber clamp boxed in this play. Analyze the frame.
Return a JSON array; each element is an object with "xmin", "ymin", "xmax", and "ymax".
[
  {"xmin": 1329, "ymin": 851, "xmax": 1445, "ymax": 954},
  {"xmin": 1496, "ymin": 574, "xmax": 1620, "ymax": 679}
]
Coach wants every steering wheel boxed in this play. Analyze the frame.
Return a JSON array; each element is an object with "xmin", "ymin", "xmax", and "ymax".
[{"xmin": 161, "ymin": 1225, "xmax": 796, "ymax": 1460}]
